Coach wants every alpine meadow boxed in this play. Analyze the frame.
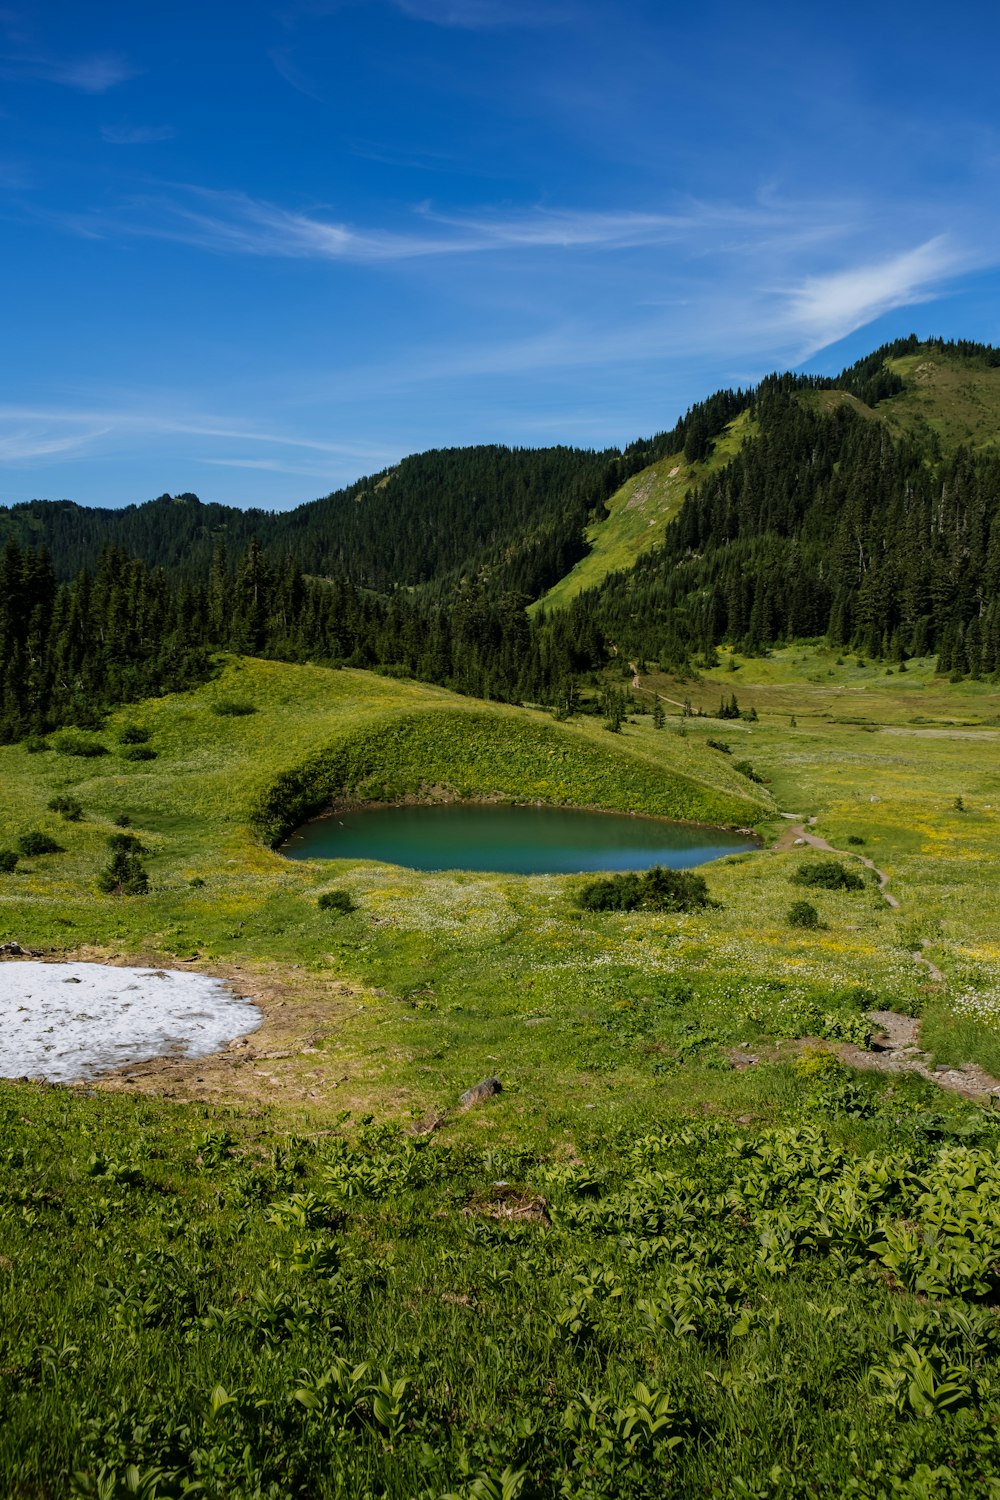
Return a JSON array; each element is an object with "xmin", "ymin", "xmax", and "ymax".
[{"xmin": 6, "ymin": 338, "xmax": 1000, "ymax": 1500}]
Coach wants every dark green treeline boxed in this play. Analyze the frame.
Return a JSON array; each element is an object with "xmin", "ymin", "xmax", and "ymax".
[
  {"xmin": 4, "ymin": 338, "xmax": 1000, "ymax": 741},
  {"xmin": 566, "ymin": 382, "xmax": 1000, "ymax": 678}
]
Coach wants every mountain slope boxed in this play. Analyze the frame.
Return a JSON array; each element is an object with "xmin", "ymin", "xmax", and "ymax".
[{"xmin": 534, "ymin": 411, "xmax": 755, "ymax": 614}]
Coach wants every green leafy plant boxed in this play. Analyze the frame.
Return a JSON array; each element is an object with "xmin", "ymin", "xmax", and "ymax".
[
  {"xmin": 47, "ymin": 795, "xmax": 84, "ymax": 821},
  {"xmin": 578, "ymin": 865, "xmax": 713, "ymax": 914},
  {"xmin": 787, "ymin": 900, "xmax": 820, "ymax": 929},
  {"xmin": 17, "ymin": 831, "xmax": 63, "ymax": 856},
  {"xmin": 211, "ymin": 699, "xmax": 257, "ymax": 717},
  {"xmin": 118, "ymin": 725, "xmax": 151, "ymax": 744},
  {"xmin": 96, "ymin": 846, "xmax": 149, "ymax": 895},
  {"xmin": 52, "ymin": 732, "xmax": 109, "ymax": 757},
  {"xmin": 792, "ymin": 859, "xmax": 864, "ymax": 891},
  {"xmin": 318, "ymin": 889, "xmax": 357, "ymax": 914}
]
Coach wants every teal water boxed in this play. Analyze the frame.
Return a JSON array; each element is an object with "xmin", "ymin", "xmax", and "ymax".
[{"xmin": 280, "ymin": 802, "xmax": 756, "ymax": 874}]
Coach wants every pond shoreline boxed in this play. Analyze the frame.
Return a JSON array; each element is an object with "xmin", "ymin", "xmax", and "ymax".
[{"xmin": 279, "ymin": 798, "xmax": 761, "ymax": 874}]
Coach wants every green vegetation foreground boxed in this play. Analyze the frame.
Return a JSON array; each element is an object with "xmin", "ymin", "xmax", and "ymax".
[{"xmin": 3, "ymin": 654, "xmax": 1000, "ymax": 1496}]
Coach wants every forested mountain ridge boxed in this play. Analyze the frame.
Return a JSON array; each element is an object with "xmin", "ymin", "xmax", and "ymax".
[
  {"xmin": 561, "ymin": 344, "xmax": 1000, "ymax": 676},
  {"xmin": 0, "ymin": 446, "xmax": 636, "ymax": 598},
  {"xmin": 3, "ymin": 336, "xmax": 1000, "ymax": 744}
]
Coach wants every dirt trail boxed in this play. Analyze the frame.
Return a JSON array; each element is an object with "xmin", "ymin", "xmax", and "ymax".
[
  {"xmin": 774, "ymin": 818, "xmax": 899, "ymax": 909},
  {"xmin": 836, "ymin": 1010, "xmax": 1000, "ymax": 1101},
  {"xmin": 774, "ymin": 815, "xmax": 953, "ymax": 992},
  {"xmin": 628, "ymin": 663, "xmax": 688, "ymax": 706}
]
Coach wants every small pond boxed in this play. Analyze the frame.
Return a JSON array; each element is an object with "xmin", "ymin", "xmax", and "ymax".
[
  {"xmin": 280, "ymin": 802, "xmax": 757, "ymax": 874},
  {"xmin": 0, "ymin": 962, "xmax": 262, "ymax": 1083}
]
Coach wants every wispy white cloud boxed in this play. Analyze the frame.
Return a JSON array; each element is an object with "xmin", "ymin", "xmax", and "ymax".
[
  {"xmin": 200, "ymin": 456, "xmax": 347, "ymax": 479},
  {"xmin": 0, "ymin": 405, "xmax": 388, "ymax": 466},
  {"xmin": 780, "ymin": 236, "xmax": 972, "ymax": 354},
  {"xmin": 101, "ymin": 121, "xmax": 176, "ymax": 145},
  {"xmin": 70, "ymin": 183, "xmax": 781, "ymax": 263},
  {"xmin": 0, "ymin": 50, "xmax": 139, "ymax": 92},
  {"xmin": 0, "ymin": 420, "xmax": 112, "ymax": 463}
]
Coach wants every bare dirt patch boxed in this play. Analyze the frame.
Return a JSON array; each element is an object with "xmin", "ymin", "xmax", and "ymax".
[
  {"xmin": 17, "ymin": 947, "xmax": 386, "ymax": 1116},
  {"xmin": 794, "ymin": 1010, "xmax": 1000, "ymax": 1101}
]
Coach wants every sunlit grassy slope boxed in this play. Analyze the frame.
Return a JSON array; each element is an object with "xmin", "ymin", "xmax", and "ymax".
[
  {"xmin": 882, "ymin": 348, "xmax": 1000, "ymax": 453},
  {"xmin": 637, "ymin": 643, "xmax": 1000, "ymax": 1072},
  {"xmin": 0, "ymin": 657, "xmax": 768, "ymax": 957},
  {"xmin": 533, "ymin": 412, "xmax": 753, "ymax": 613},
  {"xmin": 807, "ymin": 347, "xmax": 1000, "ymax": 454},
  {"xmin": 537, "ymin": 346, "xmax": 1000, "ymax": 619}
]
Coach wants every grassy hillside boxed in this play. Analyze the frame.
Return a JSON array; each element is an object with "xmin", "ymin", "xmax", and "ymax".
[
  {"xmin": 882, "ymin": 348, "xmax": 1000, "ymax": 452},
  {"xmin": 805, "ymin": 345, "xmax": 1000, "ymax": 456},
  {"xmin": 533, "ymin": 413, "xmax": 754, "ymax": 614},
  {"xmin": 538, "ymin": 343, "xmax": 1000, "ymax": 623},
  {"xmin": 0, "ymin": 656, "xmax": 767, "ymax": 942},
  {"xmin": 6, "ymin": 656, "xmax": 1000, "ymax": 1495}
]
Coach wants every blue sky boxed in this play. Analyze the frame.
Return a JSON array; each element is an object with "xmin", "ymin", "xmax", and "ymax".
[{"xmin": 3, "ymin": 0, "xmax": 1000, "ymax": 510}]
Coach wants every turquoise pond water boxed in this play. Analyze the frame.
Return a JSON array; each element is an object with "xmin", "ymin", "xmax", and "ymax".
[{"xmin": 280, "ymin": 802, "xmax": 757, "ymax": 874}]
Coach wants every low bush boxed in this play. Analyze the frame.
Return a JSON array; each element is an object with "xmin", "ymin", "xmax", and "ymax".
[
  {"xmin": 47, "ymin": 795, "xmax": 84, "ymax": 821},
  {"xmin": 22, "ymin": 735, "xmax": 50, "ymax": 753},
  {"xmin": 16, "ymin": 831, "xmax": 63, "ymax": 857},
  {"xmin": 846, "ymin": 834, "xmax": 865, "ymax": 846},
  {"xmin": 788, "ymin": 900, "xmax": 820, "ymax": 928},
  {"xmin": 733, "ymin": 759, "xmax": 764, "ymax": 783},
  {"xmin": 318, "ymin": 889, "xmax": 356, "ymax": 915},
  {"xmin": 211, "ymin": 699, "xmax": 257, "ymax": 717},
  {"xmin": 0, "ymin": 850, "xmax": 18, "ymax": 873},
  {"xmin": 792, "ymin": 859, "xmax": 864, "ymax": 891},
  {"xmin": 121, "ymin": 745, "xmax": 157, "ymax": 761},
  {"xmin": 107, "ymin": 832, "xmax": 148, "ymax": 855},
  {"xmin": 96, "ymin": 847, "xmax": 149, "ymax": 895},
  {"xmin": 578, "ymin": 865, "xmax": 713, "ymax": 914},
  {"xmin": 706, "ymin": 738, "xmax": 731, "ymax": 754},
  {"xmin": 118, "ymin": 724, "xmax": 151, "ymax": 744},
  {"xmin": 52, "ymin": 731, "xmax": 109, "ymax": 758}
]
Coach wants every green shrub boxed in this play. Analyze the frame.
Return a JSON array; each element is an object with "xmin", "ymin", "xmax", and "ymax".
[
  {"xmin": 317, "ymin": 889, "xmax": 356, "ymax": 914},
  {"xmin": 114, "ymin": 813, "xmax": 132, "ymax": 827},
  {"xmin": 47, "ymin": 795, "xmax": 84, "ymax": 821},
  {"xmin": 706, "ymin": 738, "xmax": 731, "ymax": 754},
  {"xmin": 846, "ymin": 834, "xmax": 865, "ymax": 846},
  {"xmin": 788, "ymin": 900, "xmax": 820, "ymax": 929},
  {"xmin": 52, "ymin": 731, "xmax": 108, "ymax": 757},
  {"xmin": 733, "ymin": 759, "xmax": 764, "ymax": 783},
  {"xmin": 792, "ymin": 858, "xmax": 864, "ymax": 891},
  {"xmin": 118, "ymin": 724, "xmax": 151, "ymax": 744},
  {"xmin": 0, "ymin": 850, "xmax": 18, "ymax": 873},
  {"xmin": 578, "ymin": 865, "xmax": 713, "ymax": 914},
  {"xmin": 121, "ymin": 745, "xmax": 157, "ymax": 761},
  {"xmin": 16, "ymin": 831, "xmax": 63, "ymax": 856},
  {"xmin": 22, "ymin": 735, "xmax": 50, "ymax": 753},
  {"xmin": 96, "ymin": 847, "xmax": 149, "ymax": 895},
  {"xmin": 107, "ymin": 832, "xmax": 148, "ymax": 855},
  {"xmin": 211, "ymin": 699, "xmax": 257, "ymax": 717}
]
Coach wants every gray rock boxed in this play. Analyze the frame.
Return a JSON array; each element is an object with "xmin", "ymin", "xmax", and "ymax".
[{"xmin": 459, "ymin": 1076, "xmax": 502, "ymax": 1110}]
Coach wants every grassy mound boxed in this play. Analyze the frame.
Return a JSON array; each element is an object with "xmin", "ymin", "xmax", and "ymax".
[{"xmin": 249, "ymin": 704, "xmax": 770, "ymax": 846}]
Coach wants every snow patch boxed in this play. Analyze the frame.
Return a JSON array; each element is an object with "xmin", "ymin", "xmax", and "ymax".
[{"xmin": 0, "ymin": 961, "xmax": 262, "ymax": 1082}]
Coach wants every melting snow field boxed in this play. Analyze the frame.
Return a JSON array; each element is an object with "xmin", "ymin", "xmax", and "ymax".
[{"xmin": 0, "ymin": 961, "xmax": 262, "ymax": 1083}]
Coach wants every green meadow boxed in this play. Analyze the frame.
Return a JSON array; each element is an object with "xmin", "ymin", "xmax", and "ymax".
[{"xmin": 4, "ymin": 653, "xmax": 1000, "ymax": 1497}]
